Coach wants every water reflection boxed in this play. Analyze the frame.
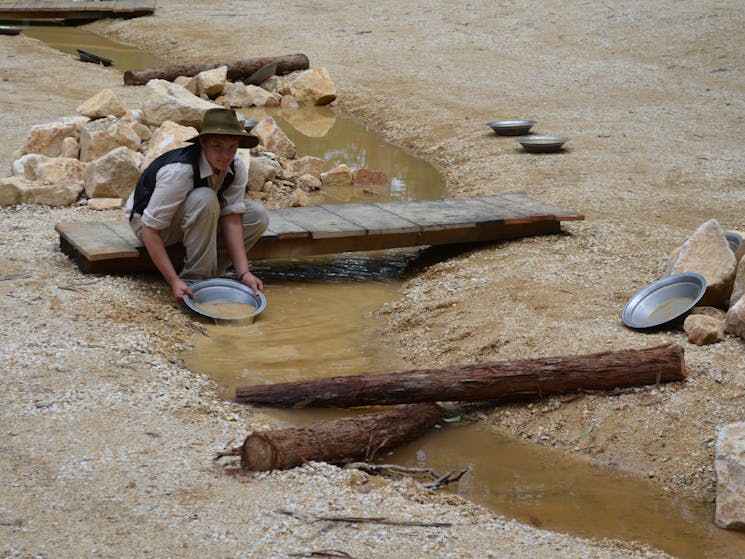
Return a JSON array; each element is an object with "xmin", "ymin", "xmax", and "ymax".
[{"xmin": 241, "ymin": 106, "xmax": 446, "ymax": 202}]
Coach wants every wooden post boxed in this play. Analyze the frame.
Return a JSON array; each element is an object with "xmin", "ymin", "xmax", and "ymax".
[
  {"xmin": 123, "ymin": 54, "xmax": 310, "ymax": 85},
  {"xmin": 235, "ymin": 344, "xmax": 686, "ymax": 408},
  {"xmin": 228, "ymin": 403, "xmax": 444, "ymax": 471}
]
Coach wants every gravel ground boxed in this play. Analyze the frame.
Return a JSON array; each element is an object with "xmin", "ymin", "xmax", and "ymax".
[{"xmin": 3, "ymin": 0, "xmax": 745, "ymax": 557}]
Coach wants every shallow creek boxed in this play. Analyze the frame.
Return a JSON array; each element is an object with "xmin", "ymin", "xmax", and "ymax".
[{"xmin": 25, "ymin": 23, "xmax": 745, "ymax": 559}]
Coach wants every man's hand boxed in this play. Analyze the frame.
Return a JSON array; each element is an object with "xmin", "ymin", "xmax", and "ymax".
[
  {"xmin": 238, "ymin": 270, "xmax": 263, "ymax": 294},
  {"xmin": 170, "ymin": 278, "xmax": 194, "ymax": 302}
]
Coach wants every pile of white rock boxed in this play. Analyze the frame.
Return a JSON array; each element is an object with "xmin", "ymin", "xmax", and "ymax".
[
  {"xmin": 665, "ymin": 219, "xmax": 745, "ymax": 344},
  {"xmin": 0, "ymin": 65, "xmax": 388, "ymax": 210}
]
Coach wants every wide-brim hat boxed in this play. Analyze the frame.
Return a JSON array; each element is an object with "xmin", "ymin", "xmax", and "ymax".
[{"xmin": 186, "ymin": 108, "xmax": 259, "ymax": 149}]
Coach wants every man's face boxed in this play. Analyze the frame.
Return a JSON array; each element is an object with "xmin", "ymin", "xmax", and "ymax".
[{"xmin": 200, "ymin": 135, "xmax": 240, "ymax": 173}]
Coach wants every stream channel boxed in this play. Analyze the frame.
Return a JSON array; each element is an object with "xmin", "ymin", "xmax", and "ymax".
[{"xmin": 22, "ymin": 23, "xmax": 745, "ymax": 559}]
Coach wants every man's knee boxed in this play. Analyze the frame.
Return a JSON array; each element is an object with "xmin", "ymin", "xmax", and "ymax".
[{"xmin": 242, "ymin": 202, "xmax": 269, "ymax": 234}]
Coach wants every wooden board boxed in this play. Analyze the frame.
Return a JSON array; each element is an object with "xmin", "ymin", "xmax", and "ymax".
[
  {"xmin": 0, "ymin": 1, "xmax": 156, "ymax": 20},
  {"xmin": 55, "ymin": 194, "xmax": 584, "ymax": 274}
]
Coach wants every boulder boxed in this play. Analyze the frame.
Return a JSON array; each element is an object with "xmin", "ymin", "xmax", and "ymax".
[
  {"xmin": 289, "ymin": 67, "xmax": 337, "ymax": 105},
  {"xmin": 353, "ymin": 168, "xmax": 389, "ymax": 186},
  {"xmin": 174, "ymin": 75, "xmax": 197, "ymax": 94},
  {"xmin": 715, "ymin": 422, "xmax": 745, "ymax": 531},
  {"xmin": 248, "ymin": 155, "xmax": 281, "ymax": 192},
  {"xmin": 322, "ymin": 164, "xmax": 353, "ymax": 186},
  {"xmin": 60, "ymin": 137, "xmax": 80, "ymax": 159},
  {"xmin": 140, "ymin": 120, "xmax": 198, "ymax": 169},
  {"xmin": 690, "ymin": 306, "xmax": 726, "ymax": 321},
  {"xmin": 252, "ymin": 117, "xmax": 296, "ymax": 159},
  {"xmin": 280, "ymin": 95, "xmax": 299, "ymax": 110},
  {"xmin": 142, "ymin": 79, "xmax": 220, "ymax": 128},
  {"xmin": 683, "ymin": 314, "xmax": 724, "ymax": 345},
  {"xmin": 724, "ymin": 296, "xmax": 745, "ymax": 339},
  {"xmin": 244, "ymin": 85, "xmax": 281, "ymax": 107},
  {"xmin": 221, "ymin": 82, "xmax": 253, "ymax": 108},
  {"xmin": 294, "ymin": 156, "xmax": 324, "ymax": 178},
  {"xmin": 290, "ymin": 188, "xmax": 311, "ymax": 207},
  {"xmin": 667, "ymin": 220, "xmax": 737, "ymax": 306},
  {"xmin": 298, "ymin": 173, "xmax": 322, "ymax": 191},
  {"xmin": 0, "ymin": 176, "xmax": 82, "ymax": 206},
  {"xmin": 85, "ymin": 146, "xmax": 143, "ymax": 199},
  {"xmin": 76, "ymin": 88, "xmax": 127, "ymax": 119},
  {"xmin": 729, "ymin": 257, "xmax": 745, "ymax": 308},
  {"xmin": 0, "ymin": 176, "xmax": 24, "ymax": 206},
  {"xmin": 130, "ymin": 121, "xmax": 153, "ymax": 142},
  {"xmin": 11, "ymin": 154, "xmax": 87, "ymax": 183},
  {"xmin": 15, "ymin": 116, "xmax": 89, "ymax": 158},
  {"xmin": 195, "ymin": 66, "xmax": 227, "ymax": 98},
  {"xmin": 79, "ymin": 116, "xmax": 142, "ymax": 163}
]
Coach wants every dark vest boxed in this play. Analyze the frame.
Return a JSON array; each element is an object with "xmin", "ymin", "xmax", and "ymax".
[{"xmin": 129, "ymin": 143, "xmax": 236, "ymax": 220}]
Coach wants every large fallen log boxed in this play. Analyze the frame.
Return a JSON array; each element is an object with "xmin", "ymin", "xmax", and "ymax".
[
  {"xmin": 236, "ymin": 344, "xmax": 685, "ymax": 408},
  {"xmin": 217, "ymin": 403, "xmax": 444, "ymax": 471},
  {"xmin": 123, "ymin": 53, "xmax": 310, "ymax": 86}
]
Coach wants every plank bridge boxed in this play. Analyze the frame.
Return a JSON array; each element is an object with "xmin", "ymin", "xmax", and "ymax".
[
  {"xmin": 0, "ymin": 1, "xmax": 156, "ymax": 21},
  {"xmin": 55, "ymin": 192, "xmax": 584, "ymax": 274}
]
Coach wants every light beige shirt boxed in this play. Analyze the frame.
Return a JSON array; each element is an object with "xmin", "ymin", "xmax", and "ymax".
[{"xmin": 124, "ymin": 150, "xmax": 248, "ymax": 230}]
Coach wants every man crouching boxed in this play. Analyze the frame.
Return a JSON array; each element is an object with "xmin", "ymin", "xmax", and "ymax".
[{"xmin": 125, "ymin": 108, "xmax": 269, "ymax": 302}]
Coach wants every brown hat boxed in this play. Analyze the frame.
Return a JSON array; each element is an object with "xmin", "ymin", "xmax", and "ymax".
[{"xmin": 186, "ymin": 108, "xmax": 259, "ymax": 149}]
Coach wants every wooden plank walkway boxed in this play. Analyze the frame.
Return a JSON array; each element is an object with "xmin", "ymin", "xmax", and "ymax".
[
  {"xmin": 0, "ymin": 1, "xmax": 156, "ymax": 20},
  {"xmin": 55, "ymin": 192, "xmax": 584, "ymax": 274}
]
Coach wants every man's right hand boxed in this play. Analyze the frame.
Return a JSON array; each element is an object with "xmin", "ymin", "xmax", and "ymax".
[{"xmin": 171, "ymin": 278, "xmax": 194, "ymax": 302}]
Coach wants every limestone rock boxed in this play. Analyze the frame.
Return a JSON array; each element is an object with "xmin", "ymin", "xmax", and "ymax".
[
  {"xmin": 244, "ymin": 85, "xmax": 281, "ymax": 107},
  {"xmin": 174, "ymin": 75, "xmax": 197, "ymax": 94},
  {"xmin": 15, "ymin": 116, "xmax": 89, "ymax": 158},
  {"xmin": 298, "ymin": 173, "xmax": 322, "ymax": 190},
  {"xmin": 60, "ymin": 137, "xmax": 80, "ymax": 159},
  {"xmin": 729, "ymin": 256, "xmax": 745, "ymax": 308},
  {"xmin": 252, "ymin": 117, "xmax": 296, "ymax": 159},
  {"xmin": 140, "ymin": 121, "xmax": 198, "ymax": 169},
  {"xmin": 294, "ymin": 156, "xmax": 324, "ymax": 178},
  {"xmin": 88, "ymin": 197, "xmax": 123, "ymax": 211},
  {"xmin": 0, "ymin": 176, "xmax": 24, "ymax": 206},
  {"xmin": 130, "ymin": 121, "xmax": 153, "ymax": 142},
  {"xmin": 195, "ymin": 66, "xmax": 227, "ymax": 98},
  {"xmin": 248, "ymin": 156, "xmax": 281, "ymax": 192},
  {"xmin": 290, "ymin": 188, "xmax": 312, "ymax": 207},
  {"xmin": 724, "ymin": 296, "xmax": 745, "ymax": 339},
  {"xmin": 715, "ymin": 422, "xmax": 745, "ymax": 531},
  {"xmin": 322, "ymin": 164, "xmax": 353, "ymax": 186},
  {"xmin": 79, "ymin": 116, "xmax": 142, "ymax": 163},
  {"xmin": 76, "ymin": 88, "xmax": 127, "ymax": 119},
  {"xmin": 12, "ymin": 154, "xmax": 87, "ymax": 183},
  {"xmin": 691, "ymin": 306, "xmax": 726, "ymax": 321},
  {"xmin": 683, "ymin": 314, "xmax": 724, "ymax": 345},
  {"xmin": 667, "ymin": 219, "xmax": 737, "ymax": 306},
  {"xmin": 1, "ymin": 176, "xmax": 82, "ymax": 206},
  {"xmin": 142, "ymin": 79, "xmax": 221, "ymax": 128},
  {"xmin": 354, "ymin": 168, "xmax": 389, "ymax": 186},
  {"xmin": 289, "ymin": 67, "xmax": 337, "ymax": 106},
  {"xmin": 85, "ymin": 146, "xmax": 143, "ymax": 199},
  {"xmin": 221, "ymin": 82, "xmax": 253, "ymax": 107},
  {"xmin": 280, "ymin": 95, "xmax": 299, "ymax": 110}
]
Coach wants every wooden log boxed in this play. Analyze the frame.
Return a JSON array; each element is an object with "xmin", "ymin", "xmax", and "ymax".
[
  {"xmin": 236, "ymin": 344, "xmax": 685, "ymax": 408},
  {"xmin": 123, "ymin": 53, "xmax": 310, "ymax": 86},
  {"xmin": 235, "ymin": 403, "xmax": 444, "ymax": 471}
]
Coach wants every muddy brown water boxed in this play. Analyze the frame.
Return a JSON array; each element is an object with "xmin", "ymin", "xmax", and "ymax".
[{"xmin": 24, "ymin": 24, "xmax": 744, "ymax": 559}]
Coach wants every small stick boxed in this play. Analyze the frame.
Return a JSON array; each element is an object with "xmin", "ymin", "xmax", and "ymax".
[
  {"xmin": 278, "ymin": 509, "xmax": 452, "ymax": 528},
  {"xmin": 288, "ymin": 551, "xmax": 356, "ymax": 558}
]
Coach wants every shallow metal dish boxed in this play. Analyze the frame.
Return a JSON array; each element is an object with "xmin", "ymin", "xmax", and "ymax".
[
  {"xmin": 183, "ymin": 278, "xmax": 266, "ymax": 322},
  {"xmin": 486, "ymin": 119, "xmax": 536, "ymax": 136},
  {"xmin": 243, "ymin": 119, "xmax": 259, "ymax": 131},
  {"xmin": 621, "ymin": 272, "xmax": 707, "ymax": 329},
  {"xmin": 515, "ymin": 135, "xmax": 569, "ymax": 153},
  {"xmin": 725, "ymin": 231, "xmax": 742, "ymax": 253}
]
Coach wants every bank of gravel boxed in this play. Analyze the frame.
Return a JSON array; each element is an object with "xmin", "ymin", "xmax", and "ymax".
[{"xmin": 3, "ymin": 0, "xmax": 745, "ymax": 556}]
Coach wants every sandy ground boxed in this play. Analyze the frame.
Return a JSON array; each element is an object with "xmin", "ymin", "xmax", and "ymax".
[{"xmin": 2, "ymin": 0, "xmax": 745, "ymax": 557}]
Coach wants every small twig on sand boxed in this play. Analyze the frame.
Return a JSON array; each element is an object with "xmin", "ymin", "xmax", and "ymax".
[
  {"xmin": 278, "ymin": 509, "xmax": 452, "ymax": 528},
  {"xmin": 289, "ymin": 550, "xmax": 356, "ymax": 558},
  {"xmin": 344, "ymin": 462, "xmax": 470, "ymax": 489},
  {"xmin": 0, "ymin": 273, "xmax": 31, "ymax": 282}
]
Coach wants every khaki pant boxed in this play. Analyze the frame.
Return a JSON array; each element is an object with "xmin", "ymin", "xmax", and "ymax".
[{"xmin": 130, "ymin": 188, "xmax": 269, "ymax": 280}]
